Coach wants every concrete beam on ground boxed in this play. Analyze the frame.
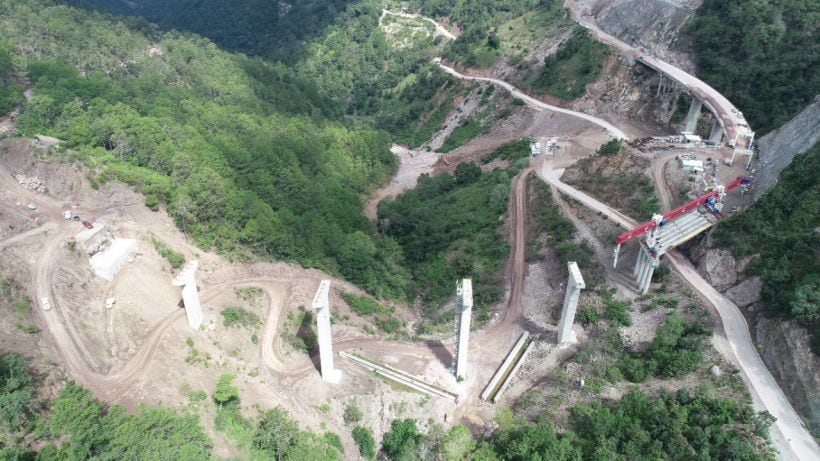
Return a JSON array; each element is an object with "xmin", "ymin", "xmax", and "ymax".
[
  {"xmin": 493, "ymin": 340, "xmax": 535, "ymax": 403},
  {"xmin": 313, "ymin": 280, "xmax": 341, "ymax": 383},
  {"xmin": 481, "ymin": 332, "xmax": 530, "ymax": 402},
  {"xmin": 339, "ymin": 351, "xmax": 457, "ymax": 401}
]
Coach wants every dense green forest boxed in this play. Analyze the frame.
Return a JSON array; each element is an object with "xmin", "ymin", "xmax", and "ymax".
[
  {"xmin": 1, "ymin": 0, "xmax": 420, "ymax": 299},
  {"xmin": 0, "ymin": 352, "xmax": 773, "ymax": 459},
  {"xmin": 0, "ymin": 41, "xmax": 23, "ymax": 114},
  {"xmin": 378, "ymin": 162, "xmax": 519, "ymax": 331},
  {"xmin": 64, "ymin": 0, "xmax": 354, "ymax": 65},
  {"xmin": 687, "ymin": 0, "xmax": 819, "ymax": 134},
  {"xmin": 713, "ymin": 143, "xmax": 820, "ymax": 351}
]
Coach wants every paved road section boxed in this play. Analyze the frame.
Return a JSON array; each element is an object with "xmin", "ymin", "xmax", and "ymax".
[
  {"xmin": 538, "ymin": 163, "xmax": 820, "ymax": 461},
  {"xmin": 436, "ymin": 59, "xmax": 628, "ymax": 141},
  {"xmin": 574, "ymin": 18, "xmax": 752, "ymax": 147}
]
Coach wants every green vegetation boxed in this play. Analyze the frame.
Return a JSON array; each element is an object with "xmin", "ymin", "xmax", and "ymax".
[
  {"xmin": 375, "ymin": 386, "xmax": 773, "ymax": 460},
  {"xmin": 406, "ymin": 0, "xmax": 542, "ymax": 67},
  {"xmin": 378, "ymin": 163, "xmax": 512, "ymax": 329},
  {"xmin": 597, "ymin": 139, "xmax": 622, "ymax": 156},
  {"xmin": 282, "ymin": 309, "xmax": 317, "ymax": 353},
  {"xmin": 531, "ymin": 27, "xmax": 610, "ymax": 99},
  {"xmin": 482, "ymin": 138, "xmax": 531, "ymax": 164},
  {"xmin": 527, "ymin": 174, "xmax": 603, "ymax": 285},
  {"xmin": 352, "ymin": 426, "xmax": 376, "ymax": 460},
  {"xmin": 619, "ymin": 313, "xmax": 708, "ymax": 382},
  {"xmin": 713, "ymin": 144, "xmax": 820, "ymax": 351},
  {"xmin": 220, "ymin": 306, "xmax": 261, "ymax": 329},
  {"xmin": 0, "ymin": 41, "xmax": 23, "ymax": 114},
  {"xmin": 602, "ymin": 289, "xmax": 632, "ymax": 327},
  {"xmin": 687, "ymin": 0, "xmax": 819, "ymax": 134},
  {"xmin": 440, "ymin": 119, "xmax": 487, "ymax": 152},
  {"xmin": 342, "ymin": 292, "xmax": 404, "ymax": 335},
  {"xmin": 343, "ymin": 401, "xmax": 363, "ymax": 425},
  {"xmin": 2, "ymin": 0, "xmax": 411, "ymax": 300},
  {"xmin": 1, "ymin": 366, "xmax": 213, "ymax": 460},
  {"xmin": 150, "ymin": 237, "xmax": 184, "ymax": 270}
]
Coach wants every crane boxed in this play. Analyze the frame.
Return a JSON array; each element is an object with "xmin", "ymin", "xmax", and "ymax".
[{"xmin": 612, "ymin": 176, "xmax": 751, "ymax": 267}]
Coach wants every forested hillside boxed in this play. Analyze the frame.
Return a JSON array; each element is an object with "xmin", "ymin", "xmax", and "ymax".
[
  {"xmin": 713, "ymin": 143, "xmax": 820, "ymax": 351},
  {"xmin": 64, "ymin": 0, "xmax": 354, "ymax": 64},
  {"xmin": 687, "ymin": 0, "xmax": 819, "ymax": 134},
  {"xmin": 1, "ymin": 0, "xmax": 411, "ymax": 299}
]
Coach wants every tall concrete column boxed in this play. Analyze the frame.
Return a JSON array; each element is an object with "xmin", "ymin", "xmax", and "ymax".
[
  {"xmin": 452, "ymin": 279, "xmax": 473, "ymax": 379},
  {"xmin": 313, "ymin": 280, "xmax": 341, "ymax": 383},
  {"xmin": 684, "ymin": 97, "xmax": 703, "ymax": 133},
  {"xmin": 709, "ymin": 119, "xmax": 725, "ymax": 144},
  {"xmin": 172, "ymin": 260, "xmax": 202, "ymax": 330},
  {"xmin": 557, "ymin": 262, "xmax": 586, "ymax": 344},
  {"xmin": 634, "ymin": 247, "xmax": 658, "ymax": 295},
  {"xmin": 656, "ymin": 75, "xmax": 664, "ymax": 98}
]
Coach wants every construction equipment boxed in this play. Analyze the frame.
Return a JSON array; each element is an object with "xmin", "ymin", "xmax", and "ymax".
[{"xmin": 612, "ymin": 176, "xmax": 751, "ymax": 267}]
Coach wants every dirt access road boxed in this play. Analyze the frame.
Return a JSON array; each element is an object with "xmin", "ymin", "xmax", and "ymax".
[
  {"xmin": 538, "ymin": 162, "xmax": 819, "ymax": 461},
  {"xmin": 435, "ymin": 59, "xmax": 629, "ymax": 141},
  {"xmin": 2, "ymin": 142, "xmax": 536, "ymax": 413}
]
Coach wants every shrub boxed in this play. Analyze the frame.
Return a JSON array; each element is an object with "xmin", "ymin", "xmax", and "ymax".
[
  {"xmin": 221, "ymin": 307, "xmax": 261, "ymax": 329},
  {"xmin": 352, "ymin": 426, "xmax": 376, "ymax": 460},
  {"xmin": 597, "ymin": 139, "xmax": 622, "ymax": 156},
  {"xmin": 343, "ymin": 402, "xmax": 362, "ymax": 425}
]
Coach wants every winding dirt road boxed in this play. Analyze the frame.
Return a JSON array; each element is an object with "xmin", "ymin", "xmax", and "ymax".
[{"xmin": 436, "ymin": 59, "xmax": 629, "ymax": 141}]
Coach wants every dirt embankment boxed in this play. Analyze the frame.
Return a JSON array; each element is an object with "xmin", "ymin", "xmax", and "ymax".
[{"xmin": 561, "ymin": 148, "xmax": 657, "ymax": 221}]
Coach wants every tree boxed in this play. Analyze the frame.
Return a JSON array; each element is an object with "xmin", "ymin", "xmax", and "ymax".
[
  {"xmin": 382, "ymin": 418, "xmax": 422, "ymax": 460},
  {"xmin": 0, "ymin": 354, "xmax": 34, "ymax": 430},
  {"xmin": 440, "ymin": 424, "xmax": 476, "ymax": 461},
  {"xmin": 253, "ymin": 407, "xmax": 300, "ymax": 460},
  {"xmin": 352, "ymin": 426, "xmax": 376, "ymax": 460},
  {"xmin": 454, "ymin": 161, "xmax": 481, "ymax": 185},
  {"xmin": 213, "ymin": 373, "xmax": 239, "ymax": 408},
  {"xmin": 343, "ymin": 401, "xmax": 362, "ymax": 425}
]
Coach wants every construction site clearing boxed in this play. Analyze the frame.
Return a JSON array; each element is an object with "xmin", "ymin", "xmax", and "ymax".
[{"xmin": 0, "ymin": 115, "xmax": 776, "ymax": 453}]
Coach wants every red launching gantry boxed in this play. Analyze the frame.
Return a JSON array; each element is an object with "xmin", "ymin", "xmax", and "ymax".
[{"xmin": 612, "ymin": 176, "xmax": 751, "ymax": 268}]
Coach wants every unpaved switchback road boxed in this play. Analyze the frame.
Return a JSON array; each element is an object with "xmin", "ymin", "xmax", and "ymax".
[
  {"xmin": 436, "ymin": 60, "xmax": 629, "ymax": 141},
  {"xmin": 538, "ymin": 162, "xmax": 819, "ymax": 461}
]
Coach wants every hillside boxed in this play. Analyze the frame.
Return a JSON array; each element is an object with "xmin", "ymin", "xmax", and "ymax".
[{"xmin": 0, "ymin": 0, "xmax": 815, "ymax": 459}]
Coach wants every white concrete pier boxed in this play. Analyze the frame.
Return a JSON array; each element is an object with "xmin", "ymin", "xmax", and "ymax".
[
  {"xmin": 557, "ymin": 262, "xmax": 585, "ymax": 344},
  {"xmin": 172, "ymin": 260, "xmax": 202, "ymax": 330},
  {"xmin": 313, "ymin": 280, "xmax": 341, "ymax": 383},
  {"xmin": 452, "ymin": 279, "xmax": 473, "ymax": 379}
]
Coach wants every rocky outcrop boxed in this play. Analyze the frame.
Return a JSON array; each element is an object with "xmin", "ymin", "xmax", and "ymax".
[
  {"xmin": 697, "ymin": 248, "xmax": 737, "ymax": 289},
  {"xmin": 755, "ymin": 316, "xmax": 820, "ymax": 436},
  {"xmin": 724, "ymin": 276, "xmax": 761, "ymax": 308},
  {"xmin": 754, "ymin": 96, "xmax": 820, "ymax": 199},
  {"xmin": 594, "ymin": 0, "xmax": 701, "ymax": 71}
]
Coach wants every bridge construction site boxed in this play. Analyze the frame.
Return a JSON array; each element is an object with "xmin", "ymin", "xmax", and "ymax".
[{"xmin": 0, "ymin": 7, "xmax": 817, "ymax": 461}]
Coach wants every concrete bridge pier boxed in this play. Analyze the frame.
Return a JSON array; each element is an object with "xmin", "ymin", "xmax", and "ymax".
[
  {"xmin": 633, "ymin": 247, "xmax": 658, "ymax": 295},
  {"xmin": 313, "ymin": 280, "xmax": 341, "ymax": 383},
  {"xmin": 452, "ymin": 279, "xmax": 473, "ymax": 379},
  {"xmin": 172, "ymin": 260, "xmax": 202, "ymax": 330},
  {"xmin": 557, "ymin": 262, "xmax": 586, "ymax": 344},
  {"xmin": 684, "ymin": 97, "xmax": 703, "ymax": 133},
  {"xmin": 709, "ymin": 119, "xmax": 725, "ymax": 144}
]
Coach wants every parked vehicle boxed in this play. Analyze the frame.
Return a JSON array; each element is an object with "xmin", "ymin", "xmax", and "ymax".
[
  {"xmin": 82, "ymin": 221, "xmax": 93, "ymax": 229},
  {"xmin": 41, "ymin": 297, "xmax": 51, "ymax": 311}
]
